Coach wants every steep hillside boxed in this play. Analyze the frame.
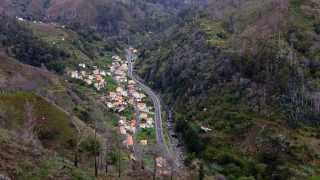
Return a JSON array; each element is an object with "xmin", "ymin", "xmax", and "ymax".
[
  {"xmin": 1, "ymin": 0, "xmax": 320, "ymax": 179},
  {"xmin": 137, "ymin": 0, "xmax": 320, "ymax": 179},
  {"xmin": 0, "ymin": 91, "xmax": 95, "ymax": 179},
  {"xmin": 0, "ymin": 54, "xmax": 93, "ymax": 178},
  {"xmin": 0, "ymin": 17, "xmax": 132, "ymax": 179},
  {"xmin": 0, "ymin": 15, "xmax": 168, "ymax": 179},
  {"xmin": 0, "ymin": 15, "xmax": 112, "ymax": 74},
  {"xmin": 0, "ymin": 0, "xmax": 178, "ymax": 40}
]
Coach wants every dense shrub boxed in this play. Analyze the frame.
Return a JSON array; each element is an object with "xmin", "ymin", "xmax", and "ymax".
[
  {"xmin": 315, "ymin": 23, "xmax": 320, "ymax": 34},
  {"xmin": 0, "ymin": 16, "xmax": 68, "ymax": 73},
  {"xmin": 80, "ymin": 137, "xmax": 101, "ymax": 156}
]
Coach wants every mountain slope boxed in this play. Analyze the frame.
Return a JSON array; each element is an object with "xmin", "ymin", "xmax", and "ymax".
[
  {"xmin": 0, "ymin": 0, "xmax": 178, "ymax": 40},
  {"xmin": 0, "ymin": 15, "xmax": 164, "ymax": 179},
  {"xmin": 136, "ymin": 0, "xmax": 320, "ymax": 179},
  {"xmin": 0, "ymin": 53, "xmax": 94, "ymax": 179}
]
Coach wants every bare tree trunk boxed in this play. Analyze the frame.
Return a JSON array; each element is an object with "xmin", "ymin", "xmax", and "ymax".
[
  {"xmin": 117, "ymin": 134, "xmax": 121, "ymax": 178},
  {"xmin": 74, "ymin": 150, "xmax": 79, "ymax": 167},
  {"xmin": 95, "ymin": 156, "xmax": 98, "ymax": 177},
  {"xmin": 94, "ymin": 125, "xmax": 98, "ymax": 177},
  {"xmin": 105, "ymin": 160, "xmax": 108, "ymax": 175},
  {"xmin": 153, "ymin": 156, "xmax": 157, "ymax": 180}
]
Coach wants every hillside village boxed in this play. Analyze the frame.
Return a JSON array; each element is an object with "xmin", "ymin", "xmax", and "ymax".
[
  {"xmin": 68, "ymin": 53, "xmax": 155, "ymax": 149},
  {"xmin": 69, "ymin": 64, "xmax": 107, "ymax": 90}
]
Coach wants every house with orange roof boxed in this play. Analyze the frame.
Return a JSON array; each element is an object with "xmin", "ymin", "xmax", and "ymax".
[
  {"xmin": 131, "ymin": 119, "xmax": 137, "ymax": 127},
  {"xmin": 126, "ymin": 135, "xmax": 133, "ymax": 147}
]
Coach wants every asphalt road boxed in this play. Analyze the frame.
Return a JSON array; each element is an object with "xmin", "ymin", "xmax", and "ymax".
[
  {"xmin": 126, "ymin": 49, "xmax": 180, "ymax": 168},
  {"xmin": 126, "ymin": 50, "xmax": 165, "ymax": 145}
]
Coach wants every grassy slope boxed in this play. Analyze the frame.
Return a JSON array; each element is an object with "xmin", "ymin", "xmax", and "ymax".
[
  {"xmin": 0, "ymin": 91, "xmax": 96, "ymax": 179},
  {"xmin": 0, "ymin": 92, "xmax": 75, "ymax": 146}
]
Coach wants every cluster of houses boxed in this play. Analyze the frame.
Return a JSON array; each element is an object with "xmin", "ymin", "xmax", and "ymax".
[
  {"xmin": 69, "ymin": 64, "xmax": 107, "ymax": 91},
  {"xmin": 104, "ymin": 54, "xmax": 155, "ymax": 147},
  {"xmin": 68, "ymin": 52, "xmax": 155, "ymax": 149},
  {"xmin": 127, "ymin": 80, "xmax": 155, "ymax": 129},
  {"xmin": 16, "ymin": 16, "xmax": 66, "ymax": 28},
  {"xmin": 105, "ymin": 56, "xmax": 129, "ymax": 111},
  {"xmin": 110, "ymin": 55, "xmax": 128, "ymax": 83},
  {"xmin": 118, "ymin": 116, "xmax": 137, "ymax": 149},
  {"xmin": 106, "ymin": 86, "xmax": 128, "ymax": 112},
  {"xmin": 67, "ymin": 50, "xmax": 171, "ymax": 171}
]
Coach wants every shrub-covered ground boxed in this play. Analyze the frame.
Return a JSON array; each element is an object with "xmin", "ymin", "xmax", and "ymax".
[{"xmin": 137, "ymin": 0, "xmax": 320, "ymax": 179}]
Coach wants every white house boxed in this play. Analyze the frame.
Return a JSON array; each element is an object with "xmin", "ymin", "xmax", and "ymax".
[
  {"xmin": 201, "ymin": 126, "xmax": 212, "ymax": 132},
  {"xmin": 71, "ymin": 71, "xmax": 79, "ymax": 79},
  {"xmin": 17, "ymin": 17, "xmax": 25, "ymax": 21},
  {"xmin": 93, "ymin": 69, "xmax": 100, "ymax": 75},
  {"xmin": 85, "ymin": 79, "xmax": 93, "ymax": 85},
  {"xmin": 79, "ymin": 63, "xmax": 86, "ymax": 68}
]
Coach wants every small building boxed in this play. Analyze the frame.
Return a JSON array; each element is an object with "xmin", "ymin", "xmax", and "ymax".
[
  {"xmin": 139, "ymin": 113, "xmax": 148, "ymax": 120},
  {"xmin": 85, "ymin": 79, "xmax": 93, "ymax": 85},
  {"xmin": 80, "ymin": 71, "xmax": 86, "ymax": 76},
  {"xmin": 131, "ymin": 119, "xmax": 137, "ymax": 127},
  {"xmin": 147, "ymin": 118, "xmax": 153, "ymax": 125},
  {"xmin": 119, "ymin": 119, "xmax": 126, "ymax": 126},
  {"xmin": 106, "ymin": 102, "xmax": 114, "ymax": 108},
  {"xmin": 128, "ymin": 80, "xmax": 136, "ymax": 85},
  {"xmin": 140, "ymin": 123, "xmax": 146, "ymax": 129},
  {"xmin": 137, "ymin": 103, "xmax": 148, "ymax": 112},
  {"xmin": 127, "ymin": 135, "xmax": 134, "ymax": 147},
  {"xmin": 71, "ymin": 71, "xmax": 79, "ymax": 79},
  {"xmin": 94, "ymin": 82, "xmax": 105, "ymax": 90},
  {"xmin": 88, "ymin": 75, "xmax": 94, "ymax": 80},
  {"xmin": 200, "ymin": 126, "xmax": 212, "ymax": 132},
  {"xmin": 140, "ymin": 140, "xmax": 148, "ymax": 145},
  {"xmin": 109, "ymin": 92, "xmax": 117, "ymax": 99},
  {"xmin": 156, "ymin": 157, "xmax": 166, "ymax": 168},
  {"xmin": 17, "ymin": 17, "xmax": 25, "ymax": 21},
  {"xmin": 100, "ymin": 70, "xmax": 106, "ymax": 76},
  {"xmin": 93, "ymin": 69, "xmax": 100, "ymax": 75},
  {"xmin": 120, "ymin": 126, "xmax": 127, "ymax": 135}
]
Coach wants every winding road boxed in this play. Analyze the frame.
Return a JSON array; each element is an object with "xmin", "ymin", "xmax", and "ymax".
[{"xmin": 126, "ymin": 49, "xmax": 180, "ymax": 168}]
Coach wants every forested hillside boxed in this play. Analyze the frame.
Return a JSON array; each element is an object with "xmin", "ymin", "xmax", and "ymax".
[
  {"xmin": 137, "ymin": 0, "xmax": 320, "ymax": 179},
  {"xmin": 0, "ymin": 0, "xmax": 320, "ymax": 179},
  {"xmin": 0, "ymin": 0, "xmax": 179, "ymax": 42}
]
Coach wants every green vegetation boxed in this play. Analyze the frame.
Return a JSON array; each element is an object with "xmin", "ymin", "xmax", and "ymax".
[
  {"xmin": 0, "ymin": 17, "xmax": 69, "ymax": 73},
  {"xmin": 143, "ymin": 155, "xmax": 155, "ymax": 169},
  {"xmin": 105, "ymin": 75, "xmax": 118, "ymax": 92},
  {"xmin": 1, "ymin": 0, "xmax": 320, "ymax": 179},
  {"xmin": 121, "ymin": 106, "xmax": 135, "ymax": 120},
  {"xmin": 136, "ymin": 0, "xmax": 320, "ymax": 178},
  {"xmin": 309, "ymin": 176, "xmax": 320, "ymax": 180},
  {"xmin": 0, "ymin": 92, "xmax": 76, "ymax": 149},
  {"xmin": 16, "ymin": 158, "xmax": 94, "ymax": 180},
  {"xmin": 80, "ymin": 136, "xmax": 102, "ymax": 157},
  {"xmin": 199, "ymin": 19, "xmax": 229, "ymax": 48},
  {"xmin": 137, "ymin": 128, "xmax": 156, "ymax": 144},
  {"xmin": 0, "ymin": 128, "xmax": 11, "ymax": 144}
]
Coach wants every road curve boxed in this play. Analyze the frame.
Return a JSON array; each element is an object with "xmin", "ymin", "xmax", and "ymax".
[
  {"xmin": 126, "ymin": 50, "xmax": 165, "ymax": 145},
  {"xmin": 126, "ymin": 49, "xmax": 178, "ymax": 167}
]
